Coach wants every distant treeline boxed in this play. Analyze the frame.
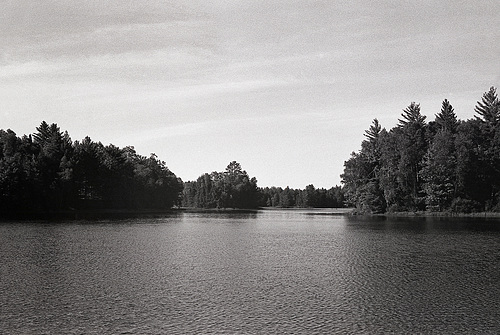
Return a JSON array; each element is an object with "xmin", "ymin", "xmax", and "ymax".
[
  {"xmin": 342, "ymin": 86, "xmax": 500, "ymax": 214},
  {"xmin": 257, "ymin": 185, "xmax": 344, "ymax": 208},
  {"xmin": 182, "ymin": 162, "xmax": 345, "ymax": 209},
  {"xmin": 0, "ymin": 122, "xmax": 183, "ymax": 214}
]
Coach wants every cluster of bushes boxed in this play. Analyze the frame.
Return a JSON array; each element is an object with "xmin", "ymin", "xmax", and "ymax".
[{"xmin": 342, "ymin": 87, "xmax": 500, "ymax": 214}]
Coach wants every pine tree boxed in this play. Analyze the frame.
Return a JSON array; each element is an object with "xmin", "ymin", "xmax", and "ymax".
[
  {"xmin": 364, "ymin": 118, "xmax": 382, "ymax": 141},
  {"xmin": 342, "ymin": 120, "xmax": 386, "ymax": 213},
  {"xmin": 421, "ymin": 130, "xmax": 457, "ymax": 211},
  {"xmin": 435, "ymin": 99, "xmax": 458, "ymax": 132},
  {"xmin": 398, "ymin": 102, "xmax": 426, "ymax": 127},
  {"xmin": 475, "ymin": 86, "xmax": 499, "ymax": 127},
  {"xmin": 395, "ymin": 103, "xmax": 428, "ymax": 210}
]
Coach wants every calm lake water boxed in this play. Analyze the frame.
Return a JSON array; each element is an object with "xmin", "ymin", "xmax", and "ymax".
[{"xmin": 1, "ymin": 209, "xmax": 500, "ymax": 334}]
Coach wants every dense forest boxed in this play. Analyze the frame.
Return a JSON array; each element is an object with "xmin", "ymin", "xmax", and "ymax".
[
  {"xmin": 342, "ymin": 86, "xmax": 500, "ymax": 214},
  {"xmin": 0, "ymin": 122, "xmax": 183, "ymax": 215}
]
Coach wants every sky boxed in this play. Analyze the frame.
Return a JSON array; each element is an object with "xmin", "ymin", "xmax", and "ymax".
[{"xmin": 1, "ymin": 0, "xmax": 499, "ymax": 189}]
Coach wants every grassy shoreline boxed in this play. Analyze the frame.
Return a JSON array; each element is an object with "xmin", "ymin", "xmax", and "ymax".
[{"xmin": 351, "ymin": 210, "xmax": 500, "ymax": 218}]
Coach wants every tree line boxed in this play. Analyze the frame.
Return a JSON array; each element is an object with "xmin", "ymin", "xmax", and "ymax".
[
  {"xmin": 13, "ymin": 85, "xmax": 498, "ymax": 216},
  {"xmin": 181, "ymin": 161, "xmax": 345, "ymax": 209},
  {"xmin": 0, "ymin": 121, "xmax": 183, "ymax": 215},
  {"xmin": 0, "ymin": 121, "xmax": 344, "ymax": 215},
  {"xmin": 257, "ymin": 185, "xmax": 344, "ymax": 208},
  {"xmin": 342, "ymin": 86, "xmax": 500, "ymax": 214}
]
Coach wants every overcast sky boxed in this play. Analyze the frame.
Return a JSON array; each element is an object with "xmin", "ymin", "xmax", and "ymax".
[{"xmin": 1, "ymin": 1, "xmax": 499, "ymax": 188}]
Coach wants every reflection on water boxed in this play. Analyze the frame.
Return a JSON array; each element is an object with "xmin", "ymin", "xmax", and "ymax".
[{"xmin": 1, "ymin": 211, "xmax": 499, "ymax": 334}]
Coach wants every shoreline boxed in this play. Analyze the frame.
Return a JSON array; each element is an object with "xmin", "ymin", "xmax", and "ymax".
[
  {"xmin": 351, "ymin": 211, "xmax": 500, "ymax": 218},
  {"xmin": 2, "ymin": 207, "xmax": 500, "ymax": 221},
  {"xmin": 0, "ymin": 208, "xmax": 182, "ymax": 221},
  {"xmin": 0, "ymin": 207, "xmax": 261, "ymax": 221}
]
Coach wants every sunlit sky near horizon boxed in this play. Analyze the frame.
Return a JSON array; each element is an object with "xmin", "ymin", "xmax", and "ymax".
[{"xmin": 1, "ymin": 1, "xmax": 499, "ymax": 188}]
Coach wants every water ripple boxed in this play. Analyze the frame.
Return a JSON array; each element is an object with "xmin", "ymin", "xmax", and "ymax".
[{"xmin": 1, "ymin": 213, "xmax": 499, "ymax": 334}]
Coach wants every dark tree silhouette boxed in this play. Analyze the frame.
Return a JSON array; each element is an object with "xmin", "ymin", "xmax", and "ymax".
[
  {"xmin": 475, "ymin": 86, "xmax": 499, "ymax": 127},
  {"xmin": 0, "ymin": 122, "xmax": 183, "ymax": 217},
  {"xmin": 342, "ymin": 86, "xmax": 500, "ymax": 213}
]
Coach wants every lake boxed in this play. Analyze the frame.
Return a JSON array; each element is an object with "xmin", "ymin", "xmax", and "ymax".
[{"xmin": 1, "ymin": 209, "xmax": 500, "ymax": 334}]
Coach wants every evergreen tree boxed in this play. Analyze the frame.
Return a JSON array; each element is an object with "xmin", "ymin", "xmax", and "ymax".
[
  {"xmin": 475, "ymin": 86, "xmax": 499, "ymax": 127},
  {"xmin": 435, "ymin": 99, "xmax": 458, "ymax": 132},
  {"xmin": 33, "ymin": 122, "xmax": 71, "ymax": 210},
  {"xmin": 342, "ymin": 119, "xmax": 386, "ymax": 213},
  {"xmin": 0, "ymin": 122, "xmax": 183, "ymax": 216},
  {"xmin": 379, "ymin": 128, "xmax": 404, "ymax": 211},
  {"xmin": 420, "ymin": 99, "xmax": 459, "ymax": 211},
  {"xmin": 421, "ymin": 130, "xmax": 457, "ymax": 211},
  {"xmin": 398, "ymin": 102, "xmax": 426, "ymax": 127},
  {"xmin": 364, "ymin": 118, "xmax": 382, "ymax": 142},
  {"xmin": 453, "ymin": 120, "xmax": 487, "ymax": 209},
  {"xmin": 396, "ymin": 102, "xmax": 428, "ymax": 210},
  {"xmin": 472, "ymin": 87, "xmax": 500, "ymax": 209}
]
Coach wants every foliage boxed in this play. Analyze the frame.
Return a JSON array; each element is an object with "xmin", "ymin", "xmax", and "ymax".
[
  {"xmin": 257, "ymin": 185, "xmax": 345, "ymax": 208},
  {"xmin": 421, "ymin": 129, "xmax": 457, "ymax": 211},
  {"xmin": 182, "ymin": 161, "xmax": 259, "ymax": 209},
  {"xmin": 435, "ymin": 99, "xmax": 458, "ymax": 132},
  {"xmin": 182, "ymin": 163, "xmax": 345, "ymax": 209},
  {"xmin": 475, "ymin": 86, "xmax": 500, "ymax": 127},
  {"xmin": 450, "ymin": 198, "xmax": 482, "ymax": 214},
  {"xmin": 342, "ymin": 87, "xmax": 500, "ymax": 213},
  {"xmin": 0, "ymin": 122, "xmax": 183, "ymax": 215},
  {"xmin": 342, "ymin": 119, "xmax": 386, "ymax": 213}
]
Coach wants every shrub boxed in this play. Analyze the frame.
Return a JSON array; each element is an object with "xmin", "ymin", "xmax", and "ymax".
[{"xmin": 450, "ymin": 198, "xmax": 481, "ymax": 213}]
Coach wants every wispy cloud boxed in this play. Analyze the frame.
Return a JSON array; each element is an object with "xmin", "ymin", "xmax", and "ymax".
[
  {"xmin": 1, "ymin": 0, "xmax": 499, "ymax": 187},
  {"xmin": 123, "ymin": 110, "xmax": 363, "ymax": 145},
  {"xmin": 0, "ymin": 46, "xmax": 211, "ymax": 80}
]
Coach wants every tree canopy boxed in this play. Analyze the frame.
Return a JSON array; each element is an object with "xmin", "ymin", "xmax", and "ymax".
[
  {"xmin": 342, "ymin": 86, "xmax": 500, "ymax": 214},
  {"xmin": 0, "ymin": 122, "xmax": 183, "ymax": 216},
  {"xmin": 182, "ymin": 161, "xmax": 259, "ymax": 209}
]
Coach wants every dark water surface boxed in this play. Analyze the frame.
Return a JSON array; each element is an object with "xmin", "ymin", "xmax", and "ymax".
[{"xmin": 1, "ymin": 210, "xmax": 500, "ymax": 334}]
